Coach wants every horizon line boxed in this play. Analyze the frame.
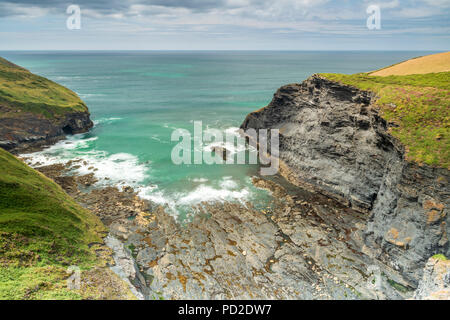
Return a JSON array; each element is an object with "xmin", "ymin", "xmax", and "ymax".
[{"xmin": 0, "ymin": 49, "xmax": 446, "ymax": 52}]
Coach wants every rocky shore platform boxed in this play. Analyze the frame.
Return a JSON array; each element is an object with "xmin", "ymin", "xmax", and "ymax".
[{"xmin": 20, "ymin": 157, "xmax": 448, "ymax": 300}]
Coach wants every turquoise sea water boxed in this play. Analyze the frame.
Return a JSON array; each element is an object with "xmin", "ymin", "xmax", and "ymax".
[{"xmin": 1, "ymin": 51, "xmax": 434, "ymax": 220}]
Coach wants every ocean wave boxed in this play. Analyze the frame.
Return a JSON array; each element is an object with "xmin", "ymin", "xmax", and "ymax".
[
  {"xmin": 190, "ymin": 177, "xmax": 209, "ymax": 183},
  {"xmin": 137, "ymin": 176, "xmax": 250, "ymax": 217},
  {"xmin": 178, "ymin": 184, "xmax": 249, "ymax": 206},
  {"xmin": 203, "ymin": 127, "xmax": 249, "ymax": 155},
  {"xmin": 21, "ymin": 132, "xmax": 258, "ymax": 219},
  {"xmin": 75, "ymin": 152, "xmax": 149, "ymax": 187},
  {"xmin": 21, "ymin": 134, "xmax": 149, "ymax": 188},
  {"xmin": 162, "ymin": 123, "xmax": 178, "ymax": 130},
  {"xmin": 219, "ymin": 176, "xmax": 238, "ymax": 189},
  {"xmin": 150, "ymin": 134, "xmax": 170, "ymax": 144},
  {"xmin": 78, "ymin": 93, "xmax": 106, "ymax": 99},
  {"xmin": 21, "ymin": 135, "xmax": 99, "ymax": 161},
  {"xmin": 93, "ymin": 117, "xmax": 122, "ymax": 126}
]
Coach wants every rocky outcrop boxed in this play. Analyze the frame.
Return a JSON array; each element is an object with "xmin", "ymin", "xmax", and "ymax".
[
  {"xmin": 0, "ymin": 56, "xmax": 94, "ymax": 153},
  {"xmin": 241, "ymin": 75, "xmax": 449, "ymax": 288},
  {"xmin": 0, "ymin": 106, "xmax": 93, "ymax": 153}
]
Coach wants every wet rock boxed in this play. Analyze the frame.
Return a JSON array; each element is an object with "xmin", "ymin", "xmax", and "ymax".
[
  {"xmin": 76, "ymin": 173, "xmax": 98, "ymax": 187},
  {"xmin": 117, "ymin": 196, "xmax": 378, "ymax": 300}
]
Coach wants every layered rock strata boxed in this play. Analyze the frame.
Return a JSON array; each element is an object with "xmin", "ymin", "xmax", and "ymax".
[{"xmin": 240, "ymin": 75, "xmax": 449, "ymax": 287}]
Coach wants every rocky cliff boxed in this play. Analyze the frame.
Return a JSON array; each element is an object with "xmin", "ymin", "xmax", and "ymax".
[
  {"xmin": 241, "ymin": 75, "xmax": 449, "ymax": 288},
  {"xmin": 0, "ymin": 108, "xmax": 93, "ymax": 152},
  {"xmin": 0, "ymin": 57, "xmax": 93, "ymax": 152}
]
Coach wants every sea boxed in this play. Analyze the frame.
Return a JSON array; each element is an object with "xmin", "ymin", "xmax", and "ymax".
[{"xmin": 0, "ymin": 51, "xmax": 434, "ymax": 221}]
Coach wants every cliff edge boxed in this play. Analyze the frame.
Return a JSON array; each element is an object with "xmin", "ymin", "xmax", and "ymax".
[
  {"xmin": 241, "ymin": 71, "xmax": 449, "ymax": 287},
  {"xmin": 0, "ymin": 57, "xmax": 93, "ymax": 152}
]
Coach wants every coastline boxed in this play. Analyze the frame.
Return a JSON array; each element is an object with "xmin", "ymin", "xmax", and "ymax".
[
  {"xmin": 19, "ymin": 149, "xmax": 410, "ymax": 299},
  {"xmin": 16, "ymin": 69, "xmax": 448, "ymax": 299},
  {"xmin": 2, "ymin": 52, "xmax": 448, "ymax": 300},
  {"xmin": 20, "ymin": 157, "xmax": 152, "ymax": 299}
]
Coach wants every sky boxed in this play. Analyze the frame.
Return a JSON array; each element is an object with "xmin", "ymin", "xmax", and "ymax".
[{"xmin": 0, "ymin": 0, "xmax": 449, "ymax": 50}]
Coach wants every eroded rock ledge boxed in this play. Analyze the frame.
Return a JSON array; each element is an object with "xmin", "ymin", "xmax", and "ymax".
[
  {"xmin": 0, "ymin": 106, "xmax": 93, "ymax": 153},
  {"xmin": 240, "ymin": 75, "xmax": 449, "ymax": 287}
]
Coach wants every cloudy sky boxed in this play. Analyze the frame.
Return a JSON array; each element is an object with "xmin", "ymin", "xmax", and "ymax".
[{"xmin": 1, "ymin": 0, "xmax": 449, "ymax": 50}]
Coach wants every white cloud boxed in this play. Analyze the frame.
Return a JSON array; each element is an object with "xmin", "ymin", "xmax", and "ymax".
[
  {"xmin": 0, "ymin": 2, "xmax": 50, "ymax": 18},
  {"xmin": 422, "ymin": 0, "xmax": 450, "ymax": 8},
  {"xmin": 1, "ymin": 0, "xmax": 448, "ymax": 41}
]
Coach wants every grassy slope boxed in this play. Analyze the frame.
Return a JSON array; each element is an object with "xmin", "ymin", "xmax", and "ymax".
[
  {"xmin": 321, "ymin": 72, "xmax": 449, "ymax": 168},
  {"xmin": 0, "ymin": 57, "xmax": 87, "ymax": 119},
  {"xmin": 0, "ymin": 147, "xmax": 108, "ymax": 299},
  {"xmin": 370, "ymin": 51, "xmax": 450, "ymax": 76}
]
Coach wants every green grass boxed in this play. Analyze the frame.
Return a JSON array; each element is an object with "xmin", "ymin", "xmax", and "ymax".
[
  {"xmin": 320, "ymin": 72, "xmax": 450, "ymax": 168},
  {"xmin": 0, "ymin": 266, "xmax": 83, "ymax": 300},
  {"xmin": 0, "ymin": 57, "xmax": 87, "ymax": 119},
  {"xmin": 0, "ymin": 148, "xmax": 107, "ymax": 299},
  {"xmin": 432, "ymin": 254, "xmax": 447, "ymax": 261}
]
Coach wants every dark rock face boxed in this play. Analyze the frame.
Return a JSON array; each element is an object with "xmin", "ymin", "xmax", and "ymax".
[
  {"xmin": 0, "ymin": 109, "xmax": 93, "ymax": 153},
  {"xmin": 241, "ymin": 75, "xmax": 449, "ymax": 287}
]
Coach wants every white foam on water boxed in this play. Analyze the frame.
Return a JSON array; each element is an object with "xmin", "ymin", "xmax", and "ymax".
[
  {"xmin": 177, "ymin": 184, "xmax": 249, "ymax": 206},
  {"xmin": 150, "ymin": 134, "xmax": 169, "ymax": 144},
  {"xmin": 162, "ymin": 123, "xmax": 178, "ymax": 130},
  {"xmin": 203, "ymin": 126, "xmax": 248, "ymax": 155},
  {"xmin": 78, "ymin": 93, "xmax": 106, "ymax": 99},
  {"xmin": 137, "ymin": 186, "xmax": 178, "ymax": 213},
  {"xmin": 56, "ymin": 76, "xmax": 83, "ymax": 81},
  {"xmin": 224, "ymin": 127, "xmax": 240, "ymax": 136},
  {"xmin": 219, "ymin": 176, "xmax": 238, "ymax": 189},
  {"xmin": 21, "ymin": 134, "xmax": 149, "ymax": 188},
  {"xmin": 93, "ymin": 117, "xmax": 123, "ymax": 126},
  {"xmin": 21, "ymin": 135, "xmax": 99, "ymax": 164},
  {"xmin": 21, "ymin": 131, "xmax": 259, "ymax": 219},
  {"xmin": 75, "ymin": 152, "xmax": 149, "ymax": 187},
  {"xmin": 137, "ymin": 176, "xmax": 250, "ymax": 217}
]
